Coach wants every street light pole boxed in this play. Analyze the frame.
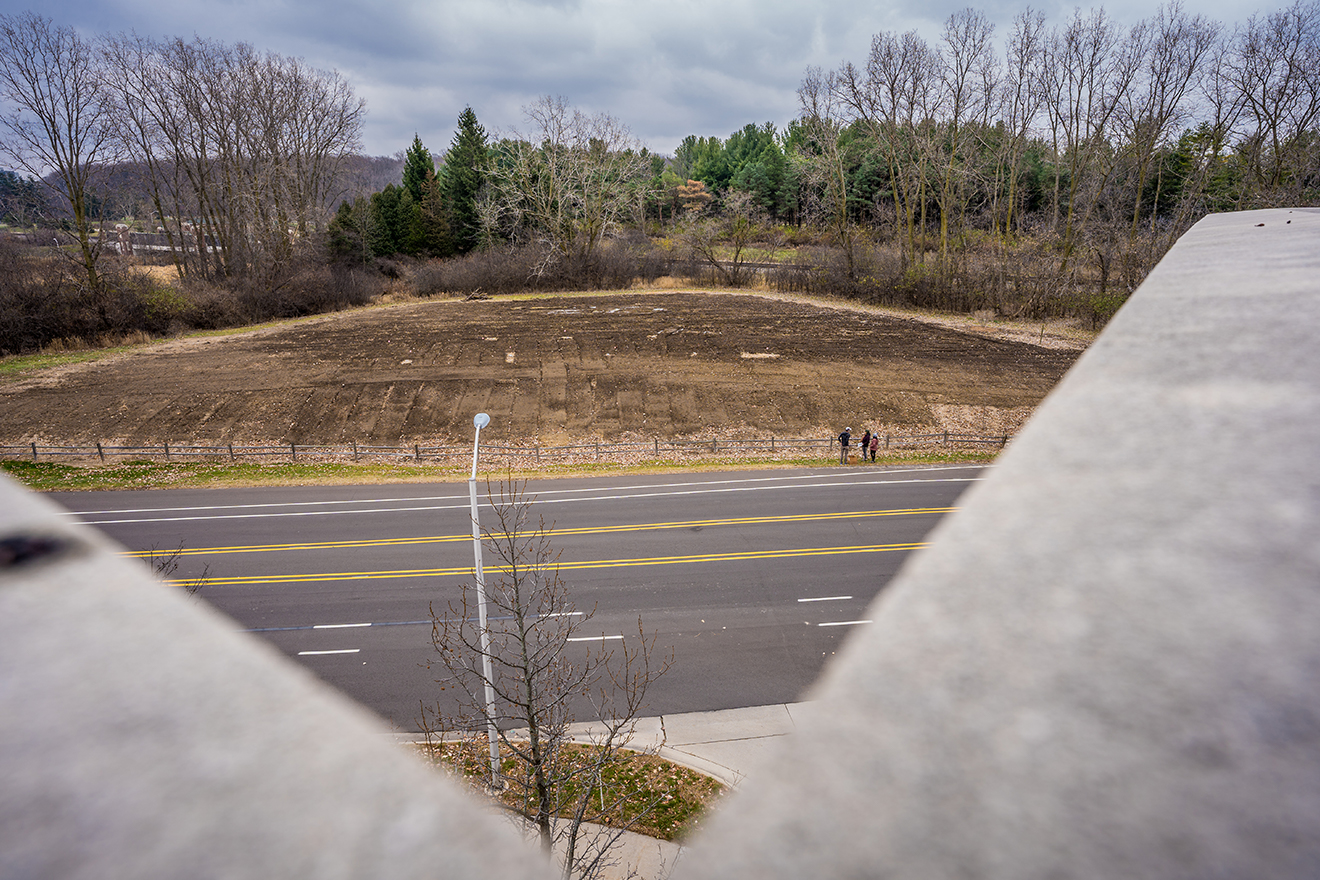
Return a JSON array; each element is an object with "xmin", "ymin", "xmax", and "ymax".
[{"xmin": 468, "ymin": 412, "xmax": 501, "ymax": 789}]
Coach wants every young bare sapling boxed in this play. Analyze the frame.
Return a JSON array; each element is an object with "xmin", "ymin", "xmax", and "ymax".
[{"xmin": 421, "ymin": 479, "xmax": 673, "ymax": 880}]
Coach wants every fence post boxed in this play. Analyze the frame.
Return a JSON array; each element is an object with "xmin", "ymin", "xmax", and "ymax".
[
  {"xmin": 770, "ymin": 437, "xmax": 775, "ymax": 452},
  {"xmin": 164, "ymin": 441, "xmax": 170, "ymax": 461},
  {"xmin": 536, "ymin": 445, "xmax": 541, "ymax": 462},
  {"xmin": 885, "ymin": 434, "xmax": 891, "ymax": 449},
  {"xmin": 97, "ymin": 442, "xmax": 105, "ymax": 462},
  {"xmin": 290, "ymin": 444, "xmax": 296, "ymax": 462},
  {"xmin": 352, "ymin": 441, "xmax": 359, "ymax": 462},
  {"xmin": 1001, "ymin": 435, "xmax": 1008, "ymax": 447},
  {"xmin": 229, "ymin": 443, "xmax": 235, "ymax": 461},
  {"xmin": 31, "ymin": 442, "xmax": 37, "ymax": 462},
  {"xmin": 414, "ymin": 443, "xmax": 421, "ymax": 462},
  {"xmin": 943, "ymin": 431, "xmax": 949, "ymax": 445},
  {"xmin": 655, "ymin": 438, "xmax": 659, "ymax": 456},
  {"xmin": 595, "ymin": 441, "xmax": 600, "ymax": 460},
  {"xmin": 712, "ymin": 438, "xmax": 718, "ymax": 453}
]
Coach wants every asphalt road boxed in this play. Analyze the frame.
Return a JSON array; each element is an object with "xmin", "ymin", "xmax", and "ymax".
[{"xmin": 50, "ymin": 465, "xmax": 982, "ymax": 731}]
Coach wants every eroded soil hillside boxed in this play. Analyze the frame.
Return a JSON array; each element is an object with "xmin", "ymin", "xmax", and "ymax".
[{"xmin": 0, "ymin": 292, "xmax": 1084, "ymax": 446}]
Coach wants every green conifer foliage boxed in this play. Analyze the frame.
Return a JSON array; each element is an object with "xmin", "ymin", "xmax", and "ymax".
[
  {"xmin": 443, "ymin": 107, "xmax": 488, "ymax": 254},
  {"xmin": 402, "ymin": 134, "xmax": 435, "ymax": 205}
]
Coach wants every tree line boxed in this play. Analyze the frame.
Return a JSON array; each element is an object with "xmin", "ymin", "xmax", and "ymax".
[
  {"xmin": 0, "ymin": 14, "xmax": 365, "ymax": 291},
  {"xmin": 1, "ymin": 2, "xmax": 1317, "ymax": 352},
  {"xmin": 349, "ymin": 0, "xmax": 1317, "ymax": 302}
]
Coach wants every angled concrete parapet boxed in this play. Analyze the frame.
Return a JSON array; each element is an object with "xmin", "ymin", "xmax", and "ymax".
[
  {"xmin": 0, "ymin": 481, "xmax": 553, "ymax": 879},
  {"xmin": 677, "ymin": 207, "xmax": 1320, "ymax": 878}
]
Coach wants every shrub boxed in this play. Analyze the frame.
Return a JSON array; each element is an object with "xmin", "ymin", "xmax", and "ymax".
[{"xmin": 409, "ymin": 236, "xmax": 674, "ymax": 297}]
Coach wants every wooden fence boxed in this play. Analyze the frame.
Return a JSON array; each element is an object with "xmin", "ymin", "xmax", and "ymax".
[{"xmin": 2, "ymin": 432, "xmax": 1009, "ymax": 465}]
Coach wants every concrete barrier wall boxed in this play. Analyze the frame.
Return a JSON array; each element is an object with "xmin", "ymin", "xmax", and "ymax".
[
  {"xmin": 0, "ymin": 477, "xmax": 554, "ymax": 879},
  {"xmin": 2, "ymin": 207, "xmax": 1316, "ymax": 878},
  {"xmin": 677, "ymin": 206, "xmax": 1320, "ymax": 879}
]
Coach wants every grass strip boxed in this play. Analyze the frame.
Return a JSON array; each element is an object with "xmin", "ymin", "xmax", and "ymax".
[{"xmin": 420, "ymin": 741, "xmax": 724, "ymax": 842}]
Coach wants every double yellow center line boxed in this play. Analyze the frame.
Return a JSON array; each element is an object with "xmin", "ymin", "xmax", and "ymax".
[
  {"xmin": 179, "ymin": 542, "xmax": 931, "ymax": 587},
  {"xmin": 132, "ymin": 506, "xmax": 953, "ymax": 559},
  {"xmin": 145, "ymin": 506, "xmax": 951, "ymax": 587}
]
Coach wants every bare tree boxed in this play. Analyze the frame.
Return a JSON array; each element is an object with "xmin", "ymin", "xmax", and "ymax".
[
  {"xmin": 0, "ymin": 12, "xmax": 118, "ymax": 289},
  {"xmin": 797, "ymin": 66, "xmax": 860, "ymax": 277},
  {"xmin": 833, "ymin": 29, "xmax": 942, "ymax": 267},
  {"xmin": 485, "ymin": 96, "xmax": 654, "ymax": 275},
  {"xmin": 1038, "ymin": 7, "xmax": 1142, "ymax": 268},
  {"xmin": 992, "ymin": 8, "xmax": 1048, "ymax": 240},
  {"xmin": 935, "ymin": 8, "xmax": 1000, "ymax": 265},
  {"xmin": 679, "ymin": 189, "xmax": 767, "ymax": 287},
  {"xmin": 1117, "ymin": 2, "xmax": 1220, "ymax": 243},
  {"xmin": 1221, "ymin": 0, "xmax": 1320, "ymax": 202},
  {"xmin": 422, "ymin": 480, "xmax": 672, "ymax": 880},
  {"xmin": 98, "ymin": 33, "xmax": 364, "ymax": 283}
]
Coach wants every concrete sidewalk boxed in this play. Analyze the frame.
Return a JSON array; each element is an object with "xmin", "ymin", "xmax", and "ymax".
[
  {"xmin": 630, "ymin": 702, "xmax": 812, "ymax": 787},
  {"xmin": 569, "ymin": 703, "xmax": 812, "ymax": 880}
]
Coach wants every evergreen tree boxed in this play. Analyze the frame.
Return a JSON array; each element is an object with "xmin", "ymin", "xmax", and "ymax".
[
  {"xmin": 402, "ymin": 134, "xmax": 435, "ymax": 205},
  {"xmin": 442, "ymin": 107, "xmax": 488, "ymax": 254},
  {"xmin": 418, "ymin": 174, "xmax": 454, "ymax": 257},
  {"xmin": 369, "ymin": 184, "xmax": 405, "ymax": 257},
  {"xmin": 0, "ymin": 169, "xmax": 48, "ymax": 224},
  {"xmin": 326, "ymin": 197, "xmax": 373, "ymax": 264}
]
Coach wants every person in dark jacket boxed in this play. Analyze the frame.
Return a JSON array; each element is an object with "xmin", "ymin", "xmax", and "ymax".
[
  {"xmin": 859, "ymin": 429, "xmax": 872, "ymax": 463},
  {"xmin": 838, "ymin": 427, "xmax": 851, "ymax": 464}
]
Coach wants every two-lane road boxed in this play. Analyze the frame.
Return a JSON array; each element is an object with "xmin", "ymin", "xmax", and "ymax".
[{"xmin": 51, "ymin": 465, "xmax": 982, "ymax": 730}]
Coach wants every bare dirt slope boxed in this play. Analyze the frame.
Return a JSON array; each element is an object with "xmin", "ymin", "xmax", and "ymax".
[{"xmin": 0, "ymin": 291, "xmax": 1084, "ymax": 446}]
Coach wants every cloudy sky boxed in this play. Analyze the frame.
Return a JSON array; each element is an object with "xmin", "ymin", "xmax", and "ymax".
[{"xmin": 7, "ymin": 0, "xmax": 1273, "ymax": 157}]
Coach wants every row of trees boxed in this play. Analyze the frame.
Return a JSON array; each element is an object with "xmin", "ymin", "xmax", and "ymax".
[
  {"xmin": 0, "ymin": 12, "xmax": 365, "ymax": 290},
  {"xmin": 5, "ymin": 2, "xmax": 1318, "ymax": 310},
  {"xmin": 328, "ymin": 110, "xmax": 489, "ymax": 262},
  {"xmin": 350, "ymin": 0, "xmax": 1317, "ymax": 299},
  {"xmin": 672, "ymin": 0, "xmax": 1318, "ymax": 292}
]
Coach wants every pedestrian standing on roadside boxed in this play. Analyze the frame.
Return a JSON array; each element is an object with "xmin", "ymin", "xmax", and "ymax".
[
  {"xmin": 869, "ymin": 431, "xmax": 880, "ymax": 461},
  {"xmin": 859, "ymin": 429, "xmax": 872, "ymax": 463},
  {"xmin": 838, "ymin": 426, "xmax": 851, "ymax": 464}
]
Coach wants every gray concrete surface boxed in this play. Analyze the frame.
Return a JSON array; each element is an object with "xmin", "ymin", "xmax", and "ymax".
[
  {"xmin": 674, "ymin": 208, "xmax": 1320, "ymax": 879},
  {"xmin": 572, "ymin": 702, "xmax": 814, "ymax": 879},
  {"xmin": 0, "ymin": 482, "xmax": 554, "ymax": 880}
]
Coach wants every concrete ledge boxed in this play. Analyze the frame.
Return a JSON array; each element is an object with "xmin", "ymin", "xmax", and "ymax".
[
  {"xmin": 0, "ymin": 483, "xmax": 552, "ymax": 879},
  {"xmin": 675, "ymin": 208, "xmax": 1320, "ymax": 878}
]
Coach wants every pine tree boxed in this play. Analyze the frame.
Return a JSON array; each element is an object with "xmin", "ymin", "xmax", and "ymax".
[
  {"xmin": 418, "ymin": 174, "xmax": 454, "ymax": 257},
  {"xmin": 326, "ymin": 198, "xmax": 373, "ymax": 264},
  {"xmin": 402, "ymin": 134, "xmax": 435, "ymax": 205},
  {"xmin": 443, "ymin": 107, "xmax": 488, "ymax": 254},
  {"xmin": 369, "ymin": 184, "xmax": 404, "ymax": 257}
]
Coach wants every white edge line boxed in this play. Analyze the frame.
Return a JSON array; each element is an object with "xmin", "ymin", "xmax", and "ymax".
[
  {"xmin": 567, "ymin": 635, "xmax": 625, "ymax": 642},
  {"xmin": 313, "ymin": 622, "xmax": 372, "ymax": 629},
  {"xmin": 298, "ymin": 648, "xmax": 362, "ymax": 655},
  {"xmin": 818, "ymin": 620, "xmax": 873, "ymax": 627},
  {"xmin": 61, "ymin": 463, "xmax": 987, "ymax": 517},
  {"xmin": 77, "ymin": 477, "xmax": 982, "ymax": 525},
  {"xmin": 799, "ymin": 596, "xmax": 853, "ymax": 602}
]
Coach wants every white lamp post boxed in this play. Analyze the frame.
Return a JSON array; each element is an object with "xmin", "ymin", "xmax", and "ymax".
[{"xmin": 468, "ymin": 412, "xmax": 501, "ymax": 788}]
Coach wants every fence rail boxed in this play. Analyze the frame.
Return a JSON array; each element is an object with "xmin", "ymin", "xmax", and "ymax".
[{"xmin": 1, "ymin": 432, "xmax": 1009, "ymax": 465}]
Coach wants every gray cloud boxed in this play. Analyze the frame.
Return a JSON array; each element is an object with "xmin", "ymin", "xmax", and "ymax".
[{"xmin": 7, "ymin": 0, "xmax": 1278, "ymax": 156}]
